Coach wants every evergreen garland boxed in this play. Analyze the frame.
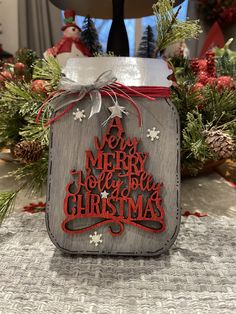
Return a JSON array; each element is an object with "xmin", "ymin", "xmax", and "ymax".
[
  {"xmin": 81, "ymin": 16, "xmax": 103, "ymax": 55},
  {"xmin": 153, "ymin": 0, "xmax": 202, "ymax": 56},
  {"xmin": 0, "ymin": 51, "xmax": 62, "ymax": 223},
  {"xmin": 137, "ymin": 26, "xmax": 156, "ymax": 58},
  {"xmin": 0, "ymin": 191, "xmax": 18, "ymax": 224}
]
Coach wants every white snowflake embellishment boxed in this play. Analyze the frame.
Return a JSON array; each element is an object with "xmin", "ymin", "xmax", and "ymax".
[
  {"xmin": 73, "ymin": 108, "xmax": 86, "ymax": 122},
  {"xmin": 89, "ymin": 231, "xmax": 103, "ymax": 247},
  {"xmin": 147, "ymin": 127, "xmax": 160, "ymax": 142}
]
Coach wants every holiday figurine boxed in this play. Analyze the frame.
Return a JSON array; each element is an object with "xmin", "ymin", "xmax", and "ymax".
[{"xmin": 44, "ymin": 10, "xmax": 91, "ymax": 67}]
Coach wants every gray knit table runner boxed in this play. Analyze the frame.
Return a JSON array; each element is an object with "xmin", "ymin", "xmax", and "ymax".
[{"xmin": 0, "ymin": 213, "xmax": 235, "ymax": 314}]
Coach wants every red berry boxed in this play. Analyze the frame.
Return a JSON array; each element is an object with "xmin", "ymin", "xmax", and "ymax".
[
  {"xmin": 31, "ymin": 80, "xmax": 47, "ymax": 94},
  {"xmin": 197, "ymin": 104, "xmax": 204, "ymax": 110},
  {"xmin": 217, "ymin": 76, "xmax": 235, "ymax": 91},
  {"xmin": 198, "ymin": 71, "xmax": 209, "ymax": 84},
  {"xmin": 14, "ymin": 62, "xmax": 26, "ymax": 74},
  {"xmin": 198, "ymin": 60, "xmax": 207, "ymax": 71},
  {"xmin": 192, "ymin": 82, "xmax": 204, "ymax": 92}
]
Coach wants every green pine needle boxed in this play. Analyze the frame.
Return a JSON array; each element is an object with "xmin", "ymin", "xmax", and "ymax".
[
  {"xmin": 153, "ymin": 0, "xmax": 202, "ymax": 54},
  {"xmin": 182, "ymin": 112, "xmax": 212, "ymax": 161},
  {"xmin": 12, "ymin": 153, "xmax": 49, "ymax": 195},
  {"xmin": 33, "ymin": 56, "xmax": 62, "ymax": 90},
  {"xmin": 19, "ymin": 118, "xmax": 50, "ymax": 146},
  {"xmin": 202, "ymin": 87, "xmax": 236, "ymax": 124},
  {"xmin": 0, "ymin": 191, "xmax": 18, "ymax": 225}
]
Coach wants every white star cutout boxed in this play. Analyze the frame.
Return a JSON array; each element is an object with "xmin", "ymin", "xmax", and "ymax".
[
  {"xmin": 147, "ymin": 127, "xmax": 160, "ymax": 141},
  {"xmin": 73, "ymin": 108, "xmax": 86, "ymax": 122},
  {"xmin": 101, "ymin": 190, "xmax": 109, "ymax": 198},
  {"xmin": 108, "ymin": 105, "xmax": 128, "ymax": 119},
  {"xmin": 102, "ymin": 104, "xmax": 128, "ymax": 126},
  {"xmin": 89, "ymin": 231, "xmax": 103, "ymax": 247}
]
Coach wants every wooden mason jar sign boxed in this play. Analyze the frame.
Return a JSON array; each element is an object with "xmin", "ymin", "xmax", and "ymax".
[{"xmin": 46, "ymin": 57, "xmax": 180, "ymax": 256}]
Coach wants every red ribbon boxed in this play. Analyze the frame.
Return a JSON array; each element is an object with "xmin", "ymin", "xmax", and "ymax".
[{"xmin": 36, "ymin": 83, "xmax": 170, "ymax": 127}]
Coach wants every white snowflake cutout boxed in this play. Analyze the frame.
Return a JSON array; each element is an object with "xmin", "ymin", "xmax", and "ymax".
[
  {"xmin": 73, "ymin": 108, "xmax": 86, "ymax": 122},
  {"xmin": 89, "ymin": 231, "xmax": 103, "ymax": 247},
  {"xmin": 146, "ymin": 127, "xmax": 160, "ymax": 142}
]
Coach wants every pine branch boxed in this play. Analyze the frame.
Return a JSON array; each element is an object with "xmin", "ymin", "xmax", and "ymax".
[
  {"xmin": 0, "ymin": 111, "xmax": 26, "ymax": 149},
  {"xmin": 19, "ymin": 118, "xmax": 50, "ymax": 146},
  {"xmin": 0, "ymin": 191, "xmax": 18, "ymax": 225},
  {"xmin": 202, "ymin": 87, "xmax": 236, "ymax": 123},
  {"xmin": 33, "ymin": 56, "xmax": 62, "ymax": 90},
  {"xmin": 15, "ymin": 48, "xmax": 38, "ymax": 81},
  {"xmin": 182, "ymin": 112, "xmax": 212, "ymax": 161},
  {"xmin": 153, "ymin": 0, "xmax": 201, "ymax": 55},
  {"xmin": 0, "ymin": 79, "xmax": 47, "ymax": 148},
  {"xmin": 0, "ymin": 80, "xmax": 44, "ymax": 115},
  {"xmin": 11, "ymin": 152, "xmax": 49, "ymax": 195},
  {"xmin": 171, "ymin": 84, "xmax": 202, "ymax": 130},
  {"xmin": 216, "ymin": 53, "xmax": 236, "ymax": 79}
]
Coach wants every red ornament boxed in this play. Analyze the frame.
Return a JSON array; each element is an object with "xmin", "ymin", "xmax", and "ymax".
[
  {"xmin": 62, "ymin": 117, "xmax": 166, "ymax": 236},
  {"xmin": 14, "ymin": 62, "xmax": 26, "ymax": 75},
  {"xmin": 31, "ymin": 79, "xmax": 49, "ymax": 94},
  {"xmin": 0, "ymin": 70, "xmax": 12, "ymax": 81},
  {"xmin": 217, "ymin": 76, "xmax": 235, "ymax": 91}
]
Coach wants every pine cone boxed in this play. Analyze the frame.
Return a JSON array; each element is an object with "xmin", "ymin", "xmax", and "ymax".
[
  {"xmin": 204, "ymin": 129, "xmax": 235, "ymax": 159},
  {"xmin": 14, "ymin": 141, "xmax": 43, "ymax": 164}
]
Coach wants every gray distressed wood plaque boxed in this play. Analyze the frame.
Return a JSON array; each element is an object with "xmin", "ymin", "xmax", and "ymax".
[{"xmin": 46, "ymin": 58, "xmax": 180, "ymax": 256}]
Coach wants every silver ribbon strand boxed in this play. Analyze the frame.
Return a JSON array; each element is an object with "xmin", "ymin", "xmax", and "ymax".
[{"xmin": 55, "ymin": 70, "xmax": 117, "ymax": 119}]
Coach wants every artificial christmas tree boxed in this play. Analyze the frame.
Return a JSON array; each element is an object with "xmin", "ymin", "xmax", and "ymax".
[
  {"xmin": 137, "ymin": 25, "xmax": 155, "ymax": 58},
  {"xmin": 81, "ymin": 16, "xmax": 103, "ymax": 55}
]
